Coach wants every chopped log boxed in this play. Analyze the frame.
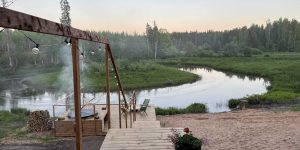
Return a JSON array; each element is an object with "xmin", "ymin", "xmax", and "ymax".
[{"xmin": 27, "ymin": 110, "xmax": 50, "ymax": 132}]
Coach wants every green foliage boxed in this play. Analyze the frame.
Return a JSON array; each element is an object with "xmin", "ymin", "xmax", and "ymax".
[
  {"xmin": 0, "ymin": 108, "xmax": 29, "ymax": 139},
  {"xmin": 156, "ymin": 103, "xmax": 207, "ymax": 115},
  {"xmin": 223, "ymin": 41, "xmax": 240, "ymax": 57},
  {"xmin": 156, "ymin": 107, "xmax": 184, "ymax": 115},
  {"xmin": 291, "ymin": 104, "xmax": 300, "ymax": 111},
  {"xmin": 186, "ymin": 103, "xmax": 207, "ymax": 113},
  {"xmin": 1, "ymin": 18, "xmax": 300, "ymax": 70},
  {"xmin": 176, "ymin": 134, "xmax": 202, "ymax": 150},
  {"xmin": 228, "ymin": 99, "xmax": 240, "ymax": 109},
  {"xmin": 0, "ymin": 108, "xmax": 29, "ymax": 122},
  {"xmin": 27, "ymin": 60, "xmax": 199, "ymax": 92},
  {"xmin": 247, "ymin": 91, "xmax": 298, "ymax": 104},
  {"xmin": 11, "ymin": 108, "xmax": 30, "ymax": 116}
]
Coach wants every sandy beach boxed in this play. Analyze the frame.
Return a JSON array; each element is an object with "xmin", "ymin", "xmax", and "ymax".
[{"xmin": 158, "ymin": 109, "xmax": 300, "ymax": 150}]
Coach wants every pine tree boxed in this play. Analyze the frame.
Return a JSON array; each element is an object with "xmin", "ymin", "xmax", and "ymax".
[
  {"xmin": 60, "ymin": 0, "xmax": 71, "ymax": 26},
  {"xmin": 1, "ymin": 0, "xmax": 15, "ymax": 7}
]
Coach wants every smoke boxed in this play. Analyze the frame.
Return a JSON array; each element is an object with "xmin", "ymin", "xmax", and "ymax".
[
  {"xmin": 57, "ymin": 44, "xmax": 94, "ymax": 108},
  {"xmin": 58, "ymin": 45, "xmax": 74, "ymax": 92}
]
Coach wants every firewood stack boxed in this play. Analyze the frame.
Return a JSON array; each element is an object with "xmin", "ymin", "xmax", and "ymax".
[{"xmin": 27, "ymin": 110, "xmax": 50, "ymax": 132}]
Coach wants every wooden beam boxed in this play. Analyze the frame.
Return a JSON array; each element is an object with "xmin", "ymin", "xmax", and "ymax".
[
  {"xmin": 106, "ymin": 44, "xmax": 128, "ymax": 108},
  {"xmin": 71, "ymin": 38, "xmax": 82, "ymax": 150},
  {"xmin": 105, "ymin": 45, "xmax": 111, "ymax": 129},
  {"xmin": 0, "ymin": 7, "xmax": 109, "ymax": 44}
]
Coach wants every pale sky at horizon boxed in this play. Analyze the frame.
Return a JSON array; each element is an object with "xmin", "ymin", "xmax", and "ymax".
[{"xmin": 9, "ymin": 0, "xmax": 300, "ymax": 34}]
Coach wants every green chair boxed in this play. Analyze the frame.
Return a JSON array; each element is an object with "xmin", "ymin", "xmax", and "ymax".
[{"xmin": 139, "ymin": 99, "xmax": 150, "ymax": 115}]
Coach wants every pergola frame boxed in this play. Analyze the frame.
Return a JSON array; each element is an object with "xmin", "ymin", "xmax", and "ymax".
[{"xmin": 0, "ymin": 7, "xmax": 128, "ymax": 150}]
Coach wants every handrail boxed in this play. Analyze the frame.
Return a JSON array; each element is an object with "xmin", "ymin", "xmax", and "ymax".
[
  {"xmin": 106, "ymin": 44, "xmax": 128, "ymax": 109},
  {"xmin": 132, "ymin": 91, "xmax": 137, "ymax": 122}
]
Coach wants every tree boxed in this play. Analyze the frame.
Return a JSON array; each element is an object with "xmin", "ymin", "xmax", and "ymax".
[
  {"xmin": 60, "ymin": 0, "xmax": 71, "ymax": 26},
  {"xmin": 145, "ymin": 23, "xmax": 153, "ymax": 58},
  {"xmin": 145, "ymin": 21, "xmax": 159, "ymax": 60},
  {"xmin": 1, "ymin": 0, "xmax": 16, "ymax": 68},
  {"xmin": 1, "ymin": 0, "xmax": 15, "ymax": 7},
  {"xmin": 153, "ymin": 21, "xmax": 159, "ymax": 60}
]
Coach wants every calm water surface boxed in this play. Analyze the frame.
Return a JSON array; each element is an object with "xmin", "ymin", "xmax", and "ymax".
[{"xmin": 0, "ymin": 67, "xmax": 270, "ymax": 114}]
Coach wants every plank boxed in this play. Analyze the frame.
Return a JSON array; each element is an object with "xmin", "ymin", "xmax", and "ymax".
[{"xmin": 0, "ymin": 7, "xmax": 109, "ymax": 44}]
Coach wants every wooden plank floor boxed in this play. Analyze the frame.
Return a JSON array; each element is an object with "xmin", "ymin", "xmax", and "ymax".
[{"xmin": 100, "ymin": 105, "xmax": 181, "ymax": 150}]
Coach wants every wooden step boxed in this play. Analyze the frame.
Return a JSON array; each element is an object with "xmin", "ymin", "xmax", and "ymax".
[
  {"xmin": 132, "ymin": 121, "xmax": 161, "ymax": 128},
  {"xmin": 100, "ymin": 127, "xmax": 183, "ymax": 150}
]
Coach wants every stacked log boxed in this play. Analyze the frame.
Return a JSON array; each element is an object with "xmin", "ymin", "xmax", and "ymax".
[{"xmin": 27, "ymin": 110, "xmax": 50, "ymax": 132}]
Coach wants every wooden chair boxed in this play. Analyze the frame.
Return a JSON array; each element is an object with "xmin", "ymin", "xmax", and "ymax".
[{"xmin": 139, "ymin": 99, "xmax": 150, "ymax": 115}]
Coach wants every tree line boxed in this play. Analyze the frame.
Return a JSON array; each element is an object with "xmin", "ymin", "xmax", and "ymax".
[{"xmin": 1, "ymin": 18, "xmax": 300, "ymax": 70}]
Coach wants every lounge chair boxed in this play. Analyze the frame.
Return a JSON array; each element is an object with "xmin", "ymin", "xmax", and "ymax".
[{"xmin": 139, "ymin": 99, "xmax": 150, "ymax": 115}]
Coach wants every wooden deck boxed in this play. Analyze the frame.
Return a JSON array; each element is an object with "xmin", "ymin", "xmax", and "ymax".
[{"xmin": 100, "ymin": 105, "xmax": 182, "ymax": 150}]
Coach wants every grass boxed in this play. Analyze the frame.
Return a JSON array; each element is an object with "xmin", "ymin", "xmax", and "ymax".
[
  {"xmin": 0, "ymin": 108, "xmax": 29, "ymax": 139},
  {"xmin": 291, "ymin": 104, "xmax": 300, "ymax": 111},
  {"xmin": 160, "ymin": 52, "xmax": 300, "ymax": 105},
  {"xmin": 228, "ymin": 99, "xmax": 240, "ymax": 109},
  {"xmin": 0, "ymin": 108, "xmax": 57, "ymax": 143},
  {"xmin": 156, "ymin": 103, "xmax": 207, "ymax": 115},
  {"xmin": 27, "ymin": 60, "xmax": 199, "ymax": 92}
]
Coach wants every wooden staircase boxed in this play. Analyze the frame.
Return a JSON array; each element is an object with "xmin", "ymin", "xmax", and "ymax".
[
  {"xmin": 100, "ymin": 107, "xmax": 182, "ymax": 150},
  {"xmin": 100, "ymin": 121, "xmax": 178, "ymax": 150}
]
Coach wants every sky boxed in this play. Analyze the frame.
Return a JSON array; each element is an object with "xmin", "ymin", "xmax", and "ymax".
[{"xmin": 9, "ymin": 0, "xmax": 300, "ymax": 34}]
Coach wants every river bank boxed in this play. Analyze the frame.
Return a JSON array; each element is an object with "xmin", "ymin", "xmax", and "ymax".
[
  {"xmin": 160, "ymin": 52, "xmax": 300, "ymax": 104},
  {"xmin": 0, "ymin": 61, "xmax": 199, "ymax": 92}
]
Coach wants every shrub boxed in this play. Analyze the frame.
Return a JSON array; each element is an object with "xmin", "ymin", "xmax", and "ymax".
[
  {"xmin": 169, "ymin": 128, "xmax": 202, "ymax": 150},
  {"xmin": 291, "ymin": 104, "xmax": 300, "ymax": 111},
  {"xmin": 156, "ymin": 103, "xmax": 207, "ymax": 115},
  {"xmin": 228, "ymin": 99, "xmax": 240, "ymax": 109},
  {"xmin": 176, "ymin": 134, "xmax": 202, "ymax": 150},
  {"xmin": 11, "ymin": 108, "xmax": 30, "ymax": 116},
  {"xmin": 186, "ymin": 103, "xmax": 207, "ymax": 113},
  {"xmin": 247, "ymin": 95, "xmax": 261, "ymax": 105},
  {"xmin": 246, "ymin": 92, "xmax": 298, "ymax": 105},
  {"xmin": 155, "ymin": 107, "xmax": 184, "ymax": 115},
  {"xmin": 0, "ymin": 108, "xmax": 30, "ymax": 122}
]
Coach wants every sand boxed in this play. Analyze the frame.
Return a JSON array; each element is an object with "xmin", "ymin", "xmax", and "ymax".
[{"xmin": 158, "ymin": 109, "xmax": 300, "ymax": 150}]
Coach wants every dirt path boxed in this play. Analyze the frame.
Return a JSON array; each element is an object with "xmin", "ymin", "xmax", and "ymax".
[{"xmin": 158, "ymin": 109, "xmax": 300, "ymax": 150}]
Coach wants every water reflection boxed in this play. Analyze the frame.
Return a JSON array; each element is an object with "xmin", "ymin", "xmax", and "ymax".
[{"xmin": 0, "ymin": 67, "xmax": 270, "ymax": 113}]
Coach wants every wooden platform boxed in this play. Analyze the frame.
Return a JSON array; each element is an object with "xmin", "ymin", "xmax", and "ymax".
[
  {"xmin": 100, "ymin": 105, "xmax": 182, "ymax": 150},
  {"xmin": 54, "ymin": 104, "xmax": 108, "ymax": 137}
]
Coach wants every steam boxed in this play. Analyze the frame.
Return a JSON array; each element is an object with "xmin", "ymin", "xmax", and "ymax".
[
  {"xmin": 57, "ymin": 45, "xmax": 94, "ymax": 109},
  {"xmin": 58, "ymin": 45, "xmax": 74, "ymax": 92}
]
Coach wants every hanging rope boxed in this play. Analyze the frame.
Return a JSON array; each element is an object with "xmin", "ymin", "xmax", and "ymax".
[{"xmin": 20, "ymin": 31, "xmax": 39, "ymax": 46}]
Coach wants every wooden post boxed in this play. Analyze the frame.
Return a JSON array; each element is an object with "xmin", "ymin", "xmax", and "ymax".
[
  {"xmin": 118, "ymin": 86, "xmax": 122, "ymax": 128},
  {"xmin": 129, "ymin": 100, "xmax": 132, "ymax": 128},
  {"xmin": 52, "ymin": 105, "xmax": 56, "ymax": 135},
  {"xmin": 71, "ymin": 38, "xmax": 82, "ymax": 150},
  {"xmin": 239, "ymin": 100, "xmax": 248, "ymax": 110},
  {"xmin": 125, "ymin": 113, "xmax": 128, "ymax": 128},
  {"xmin": 105, "ymin": 44, "xmax": 111, "ymax": 129},
  {"xmin": 133, "ymin": 92, "xmax": 136, "ymax": 122}
]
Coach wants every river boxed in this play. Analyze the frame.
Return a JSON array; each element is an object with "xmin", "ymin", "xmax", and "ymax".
[{"xmin": 0, "ymin": 67, "xmax": 270, "ymax": 114}]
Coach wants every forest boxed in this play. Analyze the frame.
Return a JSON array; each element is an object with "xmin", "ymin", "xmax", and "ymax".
[{"xmin": 1, "ymin": 18, "xmax": 300, "ymax": 70}]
